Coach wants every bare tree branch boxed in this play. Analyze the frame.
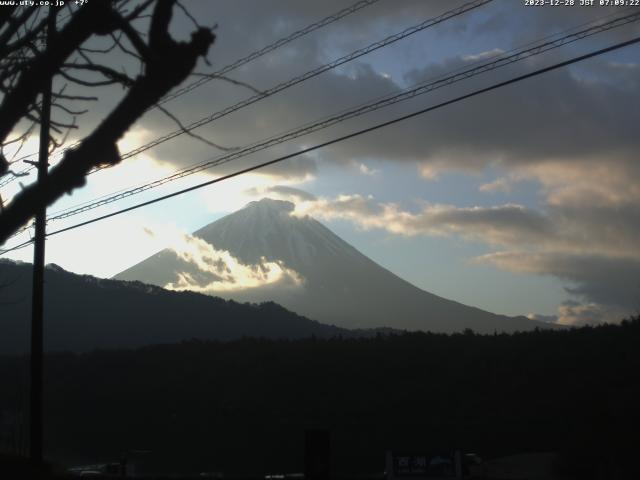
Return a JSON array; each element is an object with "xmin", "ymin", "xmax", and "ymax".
[
  {"xmin": 176, "ymin": 1, "xmax": 201, "ymax": 29},
  {"xmin": 155, "ymin": 103, "xmax": 236, "ymax": 152},
  {"xmin": 0, "ymin": 2, "xmax": 116, "ymax": 143},
  {"xmin": 190, "ymin": 72, "xmax": 264, "ymax": 95},
  {"xmin": 0, "ymin": 0, "xmax": 216, "ymax": 243},
  {"xmin": 62, "ymin": 62, "xmax": 136, "ymax": 86},
  {"xmin": 51, "ymin": 92, "xmax": 98, "ymax": 102},
  {"xmin": 58, "ymin": 69, "xmax": 122, "ymax": 87}
]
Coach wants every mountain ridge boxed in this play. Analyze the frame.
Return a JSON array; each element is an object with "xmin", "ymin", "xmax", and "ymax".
[{"xmin": 0, "ymin": 259, "xmax": 349, "ymax": 354}]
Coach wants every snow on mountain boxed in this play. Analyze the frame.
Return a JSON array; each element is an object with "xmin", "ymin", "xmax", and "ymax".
[{"xmin": 115, "ymin": 198, "xmax": 555, "ymax": 333}]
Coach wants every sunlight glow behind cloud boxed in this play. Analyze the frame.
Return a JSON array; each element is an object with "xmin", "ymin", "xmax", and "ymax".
[{"xmin": 164, "ymin": 233, "xmax": 304, "ymax": 294}]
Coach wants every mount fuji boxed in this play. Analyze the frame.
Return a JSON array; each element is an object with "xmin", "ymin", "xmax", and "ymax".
[{"xmin": 115, "ymin": 198, "xmax": 553, "ymax": 333}]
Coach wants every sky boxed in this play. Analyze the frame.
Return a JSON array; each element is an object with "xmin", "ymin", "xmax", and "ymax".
[{"xmin": 2, "ymin": 0, "xmax": 640, "ymax": 326}]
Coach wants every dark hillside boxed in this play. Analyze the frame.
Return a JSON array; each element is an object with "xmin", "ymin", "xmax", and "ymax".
[
  {"xmin": 1, "ymin": 319, "xmax": 638, "ymax": 477},
  {"xmin": 0, "ymin": 260, "xmax": 346, "ymax": 354}
]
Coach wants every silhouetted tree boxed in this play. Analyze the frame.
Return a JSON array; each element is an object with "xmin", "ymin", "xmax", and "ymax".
[
  {"xmin": 0, "ymin": 0, "xmax": 215, "ymax": 243},
  {"xmin": 1, "ymin": 315, "xmax": 637, "ymax": 476}
]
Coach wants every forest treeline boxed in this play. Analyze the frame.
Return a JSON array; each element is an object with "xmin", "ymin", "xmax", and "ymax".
[{"xmin": 1, "ymin": 317, "xmax": 639, "ymax": 478}]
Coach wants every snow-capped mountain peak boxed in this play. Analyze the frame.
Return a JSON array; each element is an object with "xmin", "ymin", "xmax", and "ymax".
[{"xmin": 115, "ymin": 198, "xmax": 554, "ymax": 333}]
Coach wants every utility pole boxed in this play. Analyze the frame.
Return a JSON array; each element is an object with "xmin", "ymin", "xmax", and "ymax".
[{"xmin": 30, "ymin": 6, "xmax": 55, "ymax": 466}]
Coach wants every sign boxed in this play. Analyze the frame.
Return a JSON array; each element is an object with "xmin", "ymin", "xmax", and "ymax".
[{"xmin": 386, "ymin": 450, "xmax": 462, "ymax": 479}]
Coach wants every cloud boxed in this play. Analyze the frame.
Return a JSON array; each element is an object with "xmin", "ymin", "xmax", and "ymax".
[
  {"xmin": 358, "ymin": 163, "xmax": 380, "ymax": 176},
  {"xmin": 95, "ymin": 1, "xmax": 459, "ymax": 181},
  {"xmin": 526, "ymin": 313, "xmax": 558, "ymax": 324},
  {"xmin": 528, "ymin": 301, "xmax": 631, "ymax": 327},
  {"xmin": 164, "ymin": 233, "xmax": 304, "ymax": 294},
  {"xmin": 479, "ymin": 177, "xmax": 512, "ymax": 194},
  {"xmin": 323, "ymin": 57, "xmax": 640, "ymax": 177},
  {"xmin": 519, "ymin": 160, "xmax": 640, "ymax": 209},
  {"xmin": 245, "ymin": 185, "xmax": 317, "ymax": 203},
  {"xmin": 476, "ymin": 251, "xmax": 640, "ymax": 311},
  {"xmin": 462, "ymin": 48, "xmax": 505, "ymax": 62},
  {"xmin": 286, "ymin": 192, "xmax": 640, "ymax": 321},
  {"xmin": 52, "ymin": 1, "xmax": 637, "ymax": 210},
  {"xmin": 17, "ymin": 1, "xmax": 639, "ymax": 189},
  {"xmin": 473, "ymin": 3, "xmax": 640, "ymax": 43},
  {"xmin": 255, "ymin": 155, "xmax": 318, "ymax": 182},
  {"xmin": 295, "ymin": 187, "xmax": 640, "ymax": 258},
  {"xmin": 554, "ymin": 302, "xmax": 630, "ymax": 326},
  {"xmin": 293, "ymin": 194, "xmax": 554, "ymax": 245}
]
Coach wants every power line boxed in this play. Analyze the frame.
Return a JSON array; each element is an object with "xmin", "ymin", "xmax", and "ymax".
[
  {"xmin": 0, "ymin": 0, "xmax": 386, "ymax": 188},
  {"xmin": 0, "ymin": 0, "xmax": 490, "ymax": 197},
  {"xmin": 5, "ymin": 7, "xmax": 638, "ymax": 245},
  {"xmin": 2, "ymin": 33, "xmax": 638, "ymax": 256},
  {"xmin": 4, "ymin": 5, "xmax": 638, "ymax": 243},
  {"xmin": 40, "ymin": 10, "xmax": 640, "ymax": 224},
  {"xmin": 4, "ymin": 0, "xmax": 491, "ymax": 187},
  {"xmin": 157, "ymin": 0, "xmax": 384, "ymax": 106},
  {"xmin": 106, "ymin": 0, "xmax": 493, "ymax": 162},
  {"xmin": 0, "ymin": 0, "xmax": 489, "ymax": 191}
]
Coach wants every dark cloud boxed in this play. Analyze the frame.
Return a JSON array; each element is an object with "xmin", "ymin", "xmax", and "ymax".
[
  {"xmin": 474, "ymin": 2, "xmax": 640, "ymax": 44},
  {"xmin": 318, "ymin": 52, "xmax": 640, "ymax": 172},
  {"xmin": 256, "ymin": 155, "xmax": 318, "ymax": 181},
  {"xmin": 39, "ymin": 0, "xmax": 640, "ymax": 182},
  {"xmin": 138, "ymin": 26, "xmax": 640, "ymax": 191},
  {"xmin": 478, "ymin": 251, "xmax": 640, "ymax": 310},
  {"xmin": 67, "ymin": 0, "xmax": 480, "ymax": 178}
]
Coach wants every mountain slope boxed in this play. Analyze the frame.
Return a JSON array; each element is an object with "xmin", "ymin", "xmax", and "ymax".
[
  {"xmin": 0, "ymin": 259, "xmax": 347, "ymax": 354},
  {"xmin": 115, "ymin": 198, "xmax": 553, "ymax": 333}
]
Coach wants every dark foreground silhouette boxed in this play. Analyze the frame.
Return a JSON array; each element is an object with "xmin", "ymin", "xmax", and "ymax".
[
  {"xmin": 0, "ymin": 260, "xmax": 348, "ymax": 354},
  {"xmin": 1, "ymin": 317, "xmax": 639, "ymax": 478}
]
